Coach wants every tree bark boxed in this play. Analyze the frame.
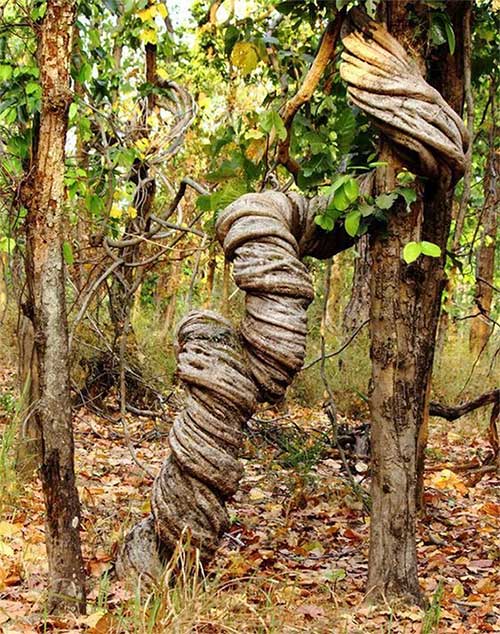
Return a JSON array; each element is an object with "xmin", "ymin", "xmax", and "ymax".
[
  {"xmin": 357, "ymin": 1, "xmax": 467, "ymax": 605},
  {"xmin": 23, "ymin": 0, "xmax": 86, "ymax": 613},
  {"xmin": 469, "ymin": 112, "xmax": 498, "ymax": 356},
  {"xmin": 415, "ymin": 1, "xmax": 468, "ymax": 506},
  {"xmin": 367, "ymin": 149, "xmax": 425, "ymax": 606}
]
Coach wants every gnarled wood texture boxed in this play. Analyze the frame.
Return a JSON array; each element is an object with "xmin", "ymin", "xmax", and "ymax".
[
  {"xmin": 116, "ymin": 193, "xmax": 350, "ymax": 580},
  {"xmin": 117, "ymin": 10, "xmax": 467, "ymax": 582},
  {"xmin": 340, "ymin": 9, "xmax": 468, "ymax": 182}
]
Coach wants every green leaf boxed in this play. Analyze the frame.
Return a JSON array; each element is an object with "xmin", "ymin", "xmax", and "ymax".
[
  {"xmin": 403, "ymin": 241, "xmax": 422, "ymax": 263},
  {"xmin": 0, "ymin": 65, "xmax": 12, "ymax": 82},
  {"xmin": 420, "ymin": 241, "xmax": 441, "ymax": 258},
  {"xmin": 315, "ymin": 214, "xmax": 334, "ymax": 232},
  {"xmin": 344, "ymin": 178, "xmax": 359, "ymax": 203},
  {"xmin": 375, "ymin": 192, "xmax": 398, "ymax": 210},
  {"xmin": 0, "ymin": 236, "xmax": 15, "ymax": 254},
  {"xmin": 25, "ymin": 81, "xmax": 40, "ymax": 95},
  {"xmin": 224, "ymin": 25, "xmax": 240, "ymax": 56},
  {"xmin": 77, "ymin": 62, "xmax": 92, "ymax": 83},
  {"xmin": 62, "ymin": 241, "xmax": 74, "ymax": 265},
  {"xmin": 396, "ymin": 170, "xmax": 416, "ymax": 185},
  {"xmin": 31, "ymin": 2, "xmax": 47, "ymax": 20},
  {"xmin": 196, "ymin": 194, "xmax": 213, "ymax": 212},
  {"xmin": 444, "ymin": 19, "xmax": 456, "ymax": 54},
  {"xmin": 324, "ymin": 567, "xmax": 347, "ymax": 582},
  {"xmin": 344, "ymin": 210, "xmax": 361, "ymax": 237},
  {"xmin": 332, "ymin": 187, "xmax": 350, "ymax": 212},
  {"xmin": 430, "ymin": 16, "xmax": 446, "ymax": 46},
  {"xmin": 86, "ymin": 194, "xmax": 104, "ymax": 217},
  {"xmin": 68, "ymin": 102, "xmax": 78, "ymax": 120},
  {"xmin": 358, "ymin": 202, "xmax": 375, "ymax": 217},
  {"xmin": 326, "ymin": 175, "xmax": 350, "ymax": 196},
  {"xmin": 211, "ymin": 180, "xmax": 248, "ymax": 211},
  {"xmin": 260, "ymin": 111, "xmax": 287, "ymax": 141},
  {"xmin": 398, "ymin": 187, "xmax": 417, "ymax": 210}
]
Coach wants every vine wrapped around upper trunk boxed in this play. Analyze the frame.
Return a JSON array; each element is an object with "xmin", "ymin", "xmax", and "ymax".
[{"xmin": 116, "ymin": 9, "xmax": 468, "ymax": 582}]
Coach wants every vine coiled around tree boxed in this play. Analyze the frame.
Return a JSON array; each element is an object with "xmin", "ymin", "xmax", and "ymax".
[{"xmin": 116, "ymin": 9, "xmax": 468, "ymax": 582}]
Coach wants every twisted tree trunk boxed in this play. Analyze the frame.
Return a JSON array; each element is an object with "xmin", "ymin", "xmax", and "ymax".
[{"xmin": 117, "ymin": 194, "xmax": 353, "ymax": 579}]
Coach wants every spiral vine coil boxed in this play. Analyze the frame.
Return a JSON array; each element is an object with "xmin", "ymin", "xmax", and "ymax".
[{"xmin": 117, "ymin": 10, "xmax": 468, "ymax": 581}]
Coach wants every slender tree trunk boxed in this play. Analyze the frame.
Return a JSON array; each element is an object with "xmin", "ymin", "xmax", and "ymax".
[
  {"xmin": 469, "ymin": 114, "xmax": 498, "ymax": 355},
  {"xmin": 205, "ymin": 247, "xmax": 216, "ymax": 308},
  {"xmin": 23, "ymin": 0, "xmax": 86, "ymax": 613},
  {"xmin": 415, "ymin": 1, "xmax": 468, "ymax": 506},
  {"xmin": 343, "ymin": 235, "xmax": 370, "ymax": 333},
  {"xmin": 367, "ymin": 147, "xmax": 425, "ymax": 605}
]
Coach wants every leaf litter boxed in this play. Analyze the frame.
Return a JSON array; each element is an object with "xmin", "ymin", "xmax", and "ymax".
[{"xmin": 0, "ymin": 368, "xmax": 498, "ymax": 633}]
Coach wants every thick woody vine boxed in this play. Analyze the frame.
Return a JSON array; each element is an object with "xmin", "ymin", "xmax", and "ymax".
[{"xmin": 117, "ymin": 9, "xmax": 468, "ymax": 581}]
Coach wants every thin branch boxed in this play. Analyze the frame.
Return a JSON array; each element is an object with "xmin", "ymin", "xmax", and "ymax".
[
  {"xmin": 451, "ymin": 3, "xmax": 473, "ymax": 250},
  {"xmin": 319, "ymin": 259, "xmax": 370, "ymax": 511},
  {"xmin": 68, "ymin": 259, "xmax": 124, "ymax": 349},
  {"xmin": 277, "ymin": 9, "xmax": 345, "ymax": 177},
  {"xmin": 302, "ymin": 319, "xmax": 369, "ymax": 370}
]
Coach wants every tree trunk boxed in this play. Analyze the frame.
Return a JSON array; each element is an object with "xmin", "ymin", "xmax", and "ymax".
[
  {"xmin": 367, "ymin": 149, "xmax": 425, "ymax": 606},
  {"xmin": 342, "ymin": 235, "xmax": 370, "ymax": 333},
  {"xmin": 354, "ymin": 1, "xmax": 468, "ymax": 604},
  {"xmin": 469, "ymin": 116, "xmax": 498, "ymax": 356},
  {"xmin": 23, "ymin": 0, "xmax": 86, "ymax": 613},
  {"xmin": 415, "ymin": 1, "xmax": 468, "ymax": 506}
]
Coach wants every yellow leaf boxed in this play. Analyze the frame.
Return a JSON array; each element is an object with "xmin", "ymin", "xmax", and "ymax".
[
  {"xmin": 429, "ymin": 468, "xmax": 468, "ymax": 494},
  {"xmin": 156, "ymin": 3, "xmax": 168, "ymax": 18},
  {"xmin": 138, "ymin": 3, "xmax": 167, "ymax": 22},
  {"xmin": 198, "ymin": 92, "xmax": 210, "ymax": 108},
  {"xmin": 146, "ymin": 113, "xmax": 159, "ymax": 128},
  {"xmin": 476, "ymin": 577, "xmax": 496, "ymax": 595},
  {"xmin": 127, "ymin": 206, "xmax": 138, "ymax": 219},
  {"xmin": 109, "ymin": 205, "xmax": 122, "ymax": 219},
  {"xmin": 0, "ymin": 541, "xmax": 14, "ymax": 558},
  {"xmin": 137, "ymin": 7, "xmax": 154, "ymax": 22},
  {"xmin": 0, "ymin": 522, "xmax": 21, "ymax": 538},
  {"xmin": 230, "ymin": 41, "xmax": 259, "ymax": 76},
  {"xmin": 249, "ymin": 487, "xmax": 267, "ymax": 501},
  {"xmin": 80, "ymin": 609, "xmax": 107, "ymax": 629},
  {"xmin": 157, "ymin": 67, "xmax": 169, "ymax": 81},
  {"xmin": 134, "ymin": 137, "xmax": 149, "ymax": 153},
  {"xmin": 452, "ymin": 582, "xmax": 465, "ymax": 598},
  {"xmin": 245, "ymin": 138, "xmax": 266, "ymax": 164},
  {"xmin": 139, "ymin": 28, "xmax": 157, "ymax": 45}
]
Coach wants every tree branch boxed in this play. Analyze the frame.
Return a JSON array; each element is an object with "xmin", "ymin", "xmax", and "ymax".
[
  {"xmin": 429, "ymin": 389, "xmax": 499, "ymax": 421},
  {"xmin": 277, "ymin": 9, "xmax": 345, "ymax": 177}
]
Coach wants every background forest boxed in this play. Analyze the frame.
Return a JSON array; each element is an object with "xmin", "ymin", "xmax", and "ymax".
[{"xmin": 0, "ymin": 0, "xmax": 498, "ymax": 632}]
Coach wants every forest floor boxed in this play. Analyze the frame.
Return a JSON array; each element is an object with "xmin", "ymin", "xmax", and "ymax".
[{"xmin": 0, "ymin": 366, "xmax": 499, "ymax": 634}]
